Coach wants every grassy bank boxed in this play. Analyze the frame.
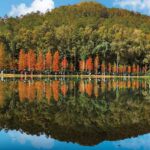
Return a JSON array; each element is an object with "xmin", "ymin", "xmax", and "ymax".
[{"xmin": 0, "ymin": 74, "xmax": 150, "ymax": 79}]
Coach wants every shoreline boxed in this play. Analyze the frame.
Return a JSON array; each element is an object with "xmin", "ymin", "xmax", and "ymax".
[{"xmin": 0, "ymin": 74, "xmax": 150, "ymax": 79}]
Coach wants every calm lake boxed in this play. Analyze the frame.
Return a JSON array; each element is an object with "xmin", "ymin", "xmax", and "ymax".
[{"xmin": 0, "ymin": 78, "xmax": 150, "ymax": 150}]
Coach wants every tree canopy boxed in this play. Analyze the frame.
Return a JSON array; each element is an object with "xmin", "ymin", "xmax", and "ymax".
[{"xmin": 0, "ymin": 2, "xmax": 150, "ymax": 72}]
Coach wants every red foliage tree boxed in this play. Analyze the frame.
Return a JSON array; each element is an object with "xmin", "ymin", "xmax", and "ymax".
[
  {"xmin": 86, "ymin": 57, "xmax": 93, "ymax": 72},
  {"xmin": 52, "ymin": 51, "xmax": 60, "ymax": 73},
  {"xmin": 61, "ymin": 56, "xmax": 68, "ymax": 71},
  {"xmin": 27, "ymin": 49, "xmax": 36, "ymax": 72},
  {"xmin": 36, "ymin": 51, "xmax": 44, "ymax": 72},
  {"xmin": 18, "ymin": 49, "xmax": 27, "ymax": 72},
  {"xmin": 45, "ymin": 51, "xmax": 52, "ymax": 70}
]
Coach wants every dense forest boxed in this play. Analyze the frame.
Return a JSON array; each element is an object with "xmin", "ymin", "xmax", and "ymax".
[{"xmin": 0, "ymin": 2, "xmax": 150, "ymax": 75}]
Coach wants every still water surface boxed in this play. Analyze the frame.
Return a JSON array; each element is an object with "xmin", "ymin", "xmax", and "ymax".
[{"xmin": 0, "ymin": 78, "xmax": 149, "ymax": 150}]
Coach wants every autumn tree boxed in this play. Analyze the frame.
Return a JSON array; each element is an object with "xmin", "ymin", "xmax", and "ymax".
[
  {"xmin": 27, "ymin": 49, "xmax": 36, "ymax": 72},
  {"xmin": 45, "ymin": 51, "xmax": 52, "ymax": 71},
  {"xmin": 61, "ymin": 56, "xmax": 68, "ymax": 71},
  {"xmin": 86, "ymin": 56, "xmax": 93, "ymax": 73},
  {"xmin": 18, "ymin": 49, "xmax": 27, "ymax": 73},
  {"xmin": 36, "ymin": 51, "xmax": 44, "ymax": 72},
  {"xmin": 52, "ymin": 51, "xmax": 60, "ymax": 73}
]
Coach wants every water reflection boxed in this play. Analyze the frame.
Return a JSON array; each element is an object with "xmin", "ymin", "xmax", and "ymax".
[
  {"xmin": 0, "ymin": 78, "xmax": 149, "ymax": 149},
  {"xmin": 15, "ymin": 79, "xmax": 150, "ymax": 102}
]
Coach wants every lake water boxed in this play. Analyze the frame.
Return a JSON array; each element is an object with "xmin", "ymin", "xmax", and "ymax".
[{"xmin": 0, "ymin": 78, "xmax": 150, "ymax": 150}]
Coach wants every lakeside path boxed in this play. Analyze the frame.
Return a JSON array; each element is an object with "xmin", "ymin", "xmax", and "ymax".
[{"xmin": 0, "ymin": 74, "xmax": 150, "ymax": 79}]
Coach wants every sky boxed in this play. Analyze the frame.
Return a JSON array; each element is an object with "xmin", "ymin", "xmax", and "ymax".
[{"xmin": 0, "ymin": 0, "xmax": 150, "ymax": 17}]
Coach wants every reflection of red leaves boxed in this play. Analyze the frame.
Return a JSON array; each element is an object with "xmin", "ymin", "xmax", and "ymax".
[
  {"xmin": 61, "ymin": 84, "xmax": 68, "ymax": 96},
  {"xmin": 27, "ymin": 82, "xmax": 35, "ymax": 101},
  {"xmin": 46, "ymin": 51, "xmax": 52, "ymax": 70},
  {"xmin": 52, "ymin": 51, "xmax": 59, "ymax": 72},
  {"xmin": 35, "ymin": 81, "xmax": 44, "ymax": 101},
  {"xmin": 46, "ymin": 83, "xmax": 52, "ymax": 103},
  {"xmin": 52, "ymin": 81, "xmax": 59, "ymax": 101},
  {"xmin": 18, "ymin": 81, "xmax": 27, "ymax": 101},
  {"xmin": 85, "ymin": 81, "xmax": 93, "ymax": 97}
]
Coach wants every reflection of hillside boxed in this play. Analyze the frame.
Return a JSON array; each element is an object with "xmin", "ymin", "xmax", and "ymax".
[{"xmin": 0, "ymin": 79, "xmax": 149, "ymax": 146}]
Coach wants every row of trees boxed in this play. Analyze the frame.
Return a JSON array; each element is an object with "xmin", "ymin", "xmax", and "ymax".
[
  {"xmin": 18, "ymin": 49, "xmax": 148, "ymax": 75},
  {"xmin": 0, "ymin": 2, "xmax": 150, "ymax": 74}
]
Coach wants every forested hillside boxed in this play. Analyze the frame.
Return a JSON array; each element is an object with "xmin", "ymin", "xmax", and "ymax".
[{"xmin": 0, "ymin": 2, "xmax": 150, "ymax": 74}]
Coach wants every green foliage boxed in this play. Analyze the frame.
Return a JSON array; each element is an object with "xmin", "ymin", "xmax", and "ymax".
[{"xmin": 0, "ymin": 2, "xmax": 150, "ymax": 69}]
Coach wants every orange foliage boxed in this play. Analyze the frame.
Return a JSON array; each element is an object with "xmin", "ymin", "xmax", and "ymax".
[
  {"xmin": 85, "ymin": 81, "xmax": 93, "ymax": 96},
  {"xmin": 35, "ymin": 81, "xmax": 44, "ymax": 101},
  {"xmin": 18, "ymin": 49, "xmax": 27, "ymax": 72},
  {"xmin": 36, "ymin": 51, "xmax": 44, "ymax": 71},
  {"xmin": 61, "ymin": 83, "xmax": 68, "ymax": 96},
  {"xmin": 27, "ymin": 49, "xmax": 36, "ymax": 71},
  {"xmin": 45, "ymin": 51, "xmax": 52, "ymax": 70},
  {"xmin": 45, "ymin": 82, "xmax": 52, "ymax": 103},
  {"xmin": 86, "ymin": 57, "xmax": 93, "ymax": 72},
  {"xmin": 61, "ymin": 57, "xmax": 68, "ymax": 70},
  {"xmin": 52, "ymin": 51, "xmax": 60, "ymax": 72},
  {"xmin": 26, "ymin": 81, "xmax": 35, "ymax": 101},
  {"xmin": 18, "ymin": 81, "xmax": 27, "ymax": 101},
  {"xmin": 52, "ymin": 80, "xmax": 59, "ymax": 101}
]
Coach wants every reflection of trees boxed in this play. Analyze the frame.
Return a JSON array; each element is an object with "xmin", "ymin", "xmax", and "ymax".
[
  {"xmin": 52, "ymin": 80, "xmax": 59, "ymax": 101},
  {"xmin": 16, "ymin": 79, "xmax": 150, "ymax": 103},
  {"xmin": 0, "ymin": 79, "xmax": 149, "ymax": 146}
]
